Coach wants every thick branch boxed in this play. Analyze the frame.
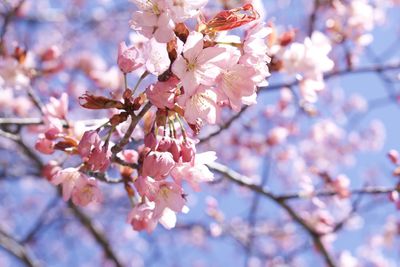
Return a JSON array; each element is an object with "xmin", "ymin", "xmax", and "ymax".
[{"xmin": 111, "ymin": 102, "xmax": 152, "ymax": 155}]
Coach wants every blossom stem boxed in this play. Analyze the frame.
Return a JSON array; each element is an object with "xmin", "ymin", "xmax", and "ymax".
[
  {"xmin": 175, "ymin": 114, "xmax": 187, "ymax": 142},
  {"xmin": 123, "ymin": 73, "xmax": 128, "ymax": 90},
  {"xmin": 132, "ymin": 71, "xmax": 149, "ymax": 95},
  {"xmin": 104, "ymin": 125, "xmax": 116, "ymax": 146}
]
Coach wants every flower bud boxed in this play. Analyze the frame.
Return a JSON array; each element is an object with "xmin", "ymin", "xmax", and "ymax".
[{"xmin": 117, "ymin": 42, "xmax": 143, "ymax": 73}]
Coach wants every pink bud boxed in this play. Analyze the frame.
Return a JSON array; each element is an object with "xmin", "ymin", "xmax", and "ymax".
[
  {"xmin": 181, "ymin": 139, "xmax": 196, "ymax": 163},
  {"xmin": 78, "ymin": 130, "xmax": 100, "ymax": 159},
  {"xmin": 169, "ymin": 139, "xmax": 181, "ymax": 162},
  {"xmin": 122, "ymin": 149, "xmax": 139, "ymax": 164},
  {"xmin": 41, "ymin": 160, "xmax": 61, "ymax": 182},
  {"xmin": 142, "ymin": 151, "xmax": 175, "ymax": 180},
  {"xmin": 41, "ymin": 45, "xmax": 61, "ymax": 61},
  {"xmin": 86, "ymin": 146, "xmax": 110, "ymax": 172},
  {"xmin": 388, "ymin": 149, "xmax": 399, "ymax": 165},
  {"xmin": 35, "ymin": 138, "xmax": 54, "ymax": 154},
  {"xmin": 44, "ymin": 127, "xmax": 60, "ymax": 140},
  {"xmin": 389, "ymin": 190, "xmax": 399, "ymax": 202},
  {"xmin": 144, "ymin": 132, "xmax": 157, "ymax": 150},
  {"xmin": 117, "ymin": 42, "xmax": 143, "ymax": 73},
  {"xmin": 157, "ymin": 136, "xmax": 173, "ymax": 152}
]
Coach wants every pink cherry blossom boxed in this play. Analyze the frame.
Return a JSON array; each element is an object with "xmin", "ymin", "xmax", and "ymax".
[
  {"xmin": 51, "ymin": 168, "xmax": 81, "ymax": 201},
  {"xmin": 153, "ymin": 182, "xmax": 186, "ymax": 218},
  {"xmin": 143, "ymin": 38, "xmax": 171, "ymax": 76},
  {"xmin": 144, "ymin": 132, "xmax": 158, "ymax": 150},
  {"xmin": 156, "ymin": 136, "xmax": 173, "ymax": 152},
  {"xmin": 172, "ymin": 31, "xmax": 226, "ymax": 98},
  {"xmin": 121, "ymin": 149, "xmax": 139, "ymax": 164},
  {"xmin": 44, "ymin": 127, "xmax": 61, "ymax": 140},
  {"xmin": 127, "ymin": 201, "xmax": 158, "ymax": 233},
  {"xmin": 86, "ymin": 146, "xmax": 111, "ymax": 173},
  {"xmin": 142, "ymin": 151, "xmax": 175, "ymax": 180},
  {"xmin": 216, "ymin": 48, "xmax": 259, "ymax": 111},
  {"xmin": 281, "ymin": 31, "xmax": 334, "ymax": 102},
  {"xmin": 42, "ymin": 93, "xmax": 68, "ymax": 120},
  {"xmin": 78, "ymin": 130, "xmax": 101, "ymax": 159},
  {"xmin": 78, "ymin": 130, "xmax": 110, "ymax": 172},
  {"xmin": 130, "ymin": 1, "xmax": 175, "ymax": 43},
  {"xmin": 35, "ymin": 137, "xmax": 54, "ymax": 154},
  {"xmin": 171, "ymin": 151, "xmax": 216, "ymax": 190},
  {"xmin": 146, "ymin": 77, "xmax": 178, "ymax": 109},
  {"xmin": 166, "ymin": 0, "xmax": 208, "ymax": 23},
  {"xmin": 134, "ymin": 176, "xmax": 159, "ymax": 201},
  {"xmin": 240, "ymin": 22, "xmax": 271, "ymax": 86},
  {"xmin": 117, "ymin": 42, "xmax": 143, "ymax": 73},
  {"xmin": 71, "ymin": 175, "xmax": 103, "ymax": 207},
  {"xmin": 180, "ymin": 85, "xmax": 220, "ymax": 125}
]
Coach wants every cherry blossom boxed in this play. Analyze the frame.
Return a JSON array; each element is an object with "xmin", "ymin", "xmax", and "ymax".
[
  {"xmin": 71, "ymin": 175, "xmax": 103, "ymax": 206},
  {"xmin": 51, "ymin": 168, "xmax": 82, "ymax": 201},
  {"xmin": 172, "ymin": 31, "xmax": 226, "ymax": 98}
]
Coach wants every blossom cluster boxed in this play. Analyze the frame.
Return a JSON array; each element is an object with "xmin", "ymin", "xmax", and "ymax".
[{"xmin": 29, "ymin": 0, "xmax": 272, "ymax": 232}]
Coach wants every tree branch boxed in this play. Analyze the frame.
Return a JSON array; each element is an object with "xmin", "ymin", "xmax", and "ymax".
[
  {"xmin": 262, "ymin": 61, "xmax": 400, "ymax": 92},
  {"xmin": 0, "ymin": 227, "xmax": 40, "ymax": 267},
  {"xmin": 67, "ymin": 203, "xmax": 125, "ymax": 267},
  {"xmin": 111, "ymin": 102, "xmax": 152, "ymax": 155},
  {"xmin": 207, "ymin": 162, "xmax": 337, "ymax": 267}
]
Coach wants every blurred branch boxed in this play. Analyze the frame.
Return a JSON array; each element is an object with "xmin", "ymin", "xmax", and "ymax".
[
  {"xmin": 308, "ymin": 0, "xmax": 320, "ymax": 36},
  {"xmin": 208, "ymin": 161, "xmax": 337, "ymax": 267},
  {"xmin": 0, "ymin": 130, "xmax": 125, "ymax": 267},
  {"xmin": 0, "ymin": 117, "xmax": 42, "ymax": 126},
  {"xmin": 22, "ymin": 196, "xmax": 60, "ymax": 244},
  {"xmin": 263, "ymin": 61, "xmax": 400, "ymax": 92},
  {"xmin": 199, "ymin": 105, "xmax": 249, "ymax": 144},
  {"xmin": 0, "ymin": 227, "xmax": 40, "ymax": 267},
  {"xmin": 244, "ymin": 156, "xmax": 271, "ymax": 266},
  {"xmin": 276, "ymin": 186, "xmax": 396, "ymax": 201},
  {"xmin": 68, "ymin": 203, "xmax": 125, "ymax": 267},
  {"xmin": 0, "ymin": 0, "xmax": 25, "ymax": 51}
]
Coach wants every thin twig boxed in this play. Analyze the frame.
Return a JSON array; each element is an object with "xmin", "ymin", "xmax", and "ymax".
[
  {"xmin": 199, "ymin": 105, "xmax": 249, "ymax": 144},
  {"xmin": 0, "ymin": 227, "xmax": 40, "ymax": 267}
]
